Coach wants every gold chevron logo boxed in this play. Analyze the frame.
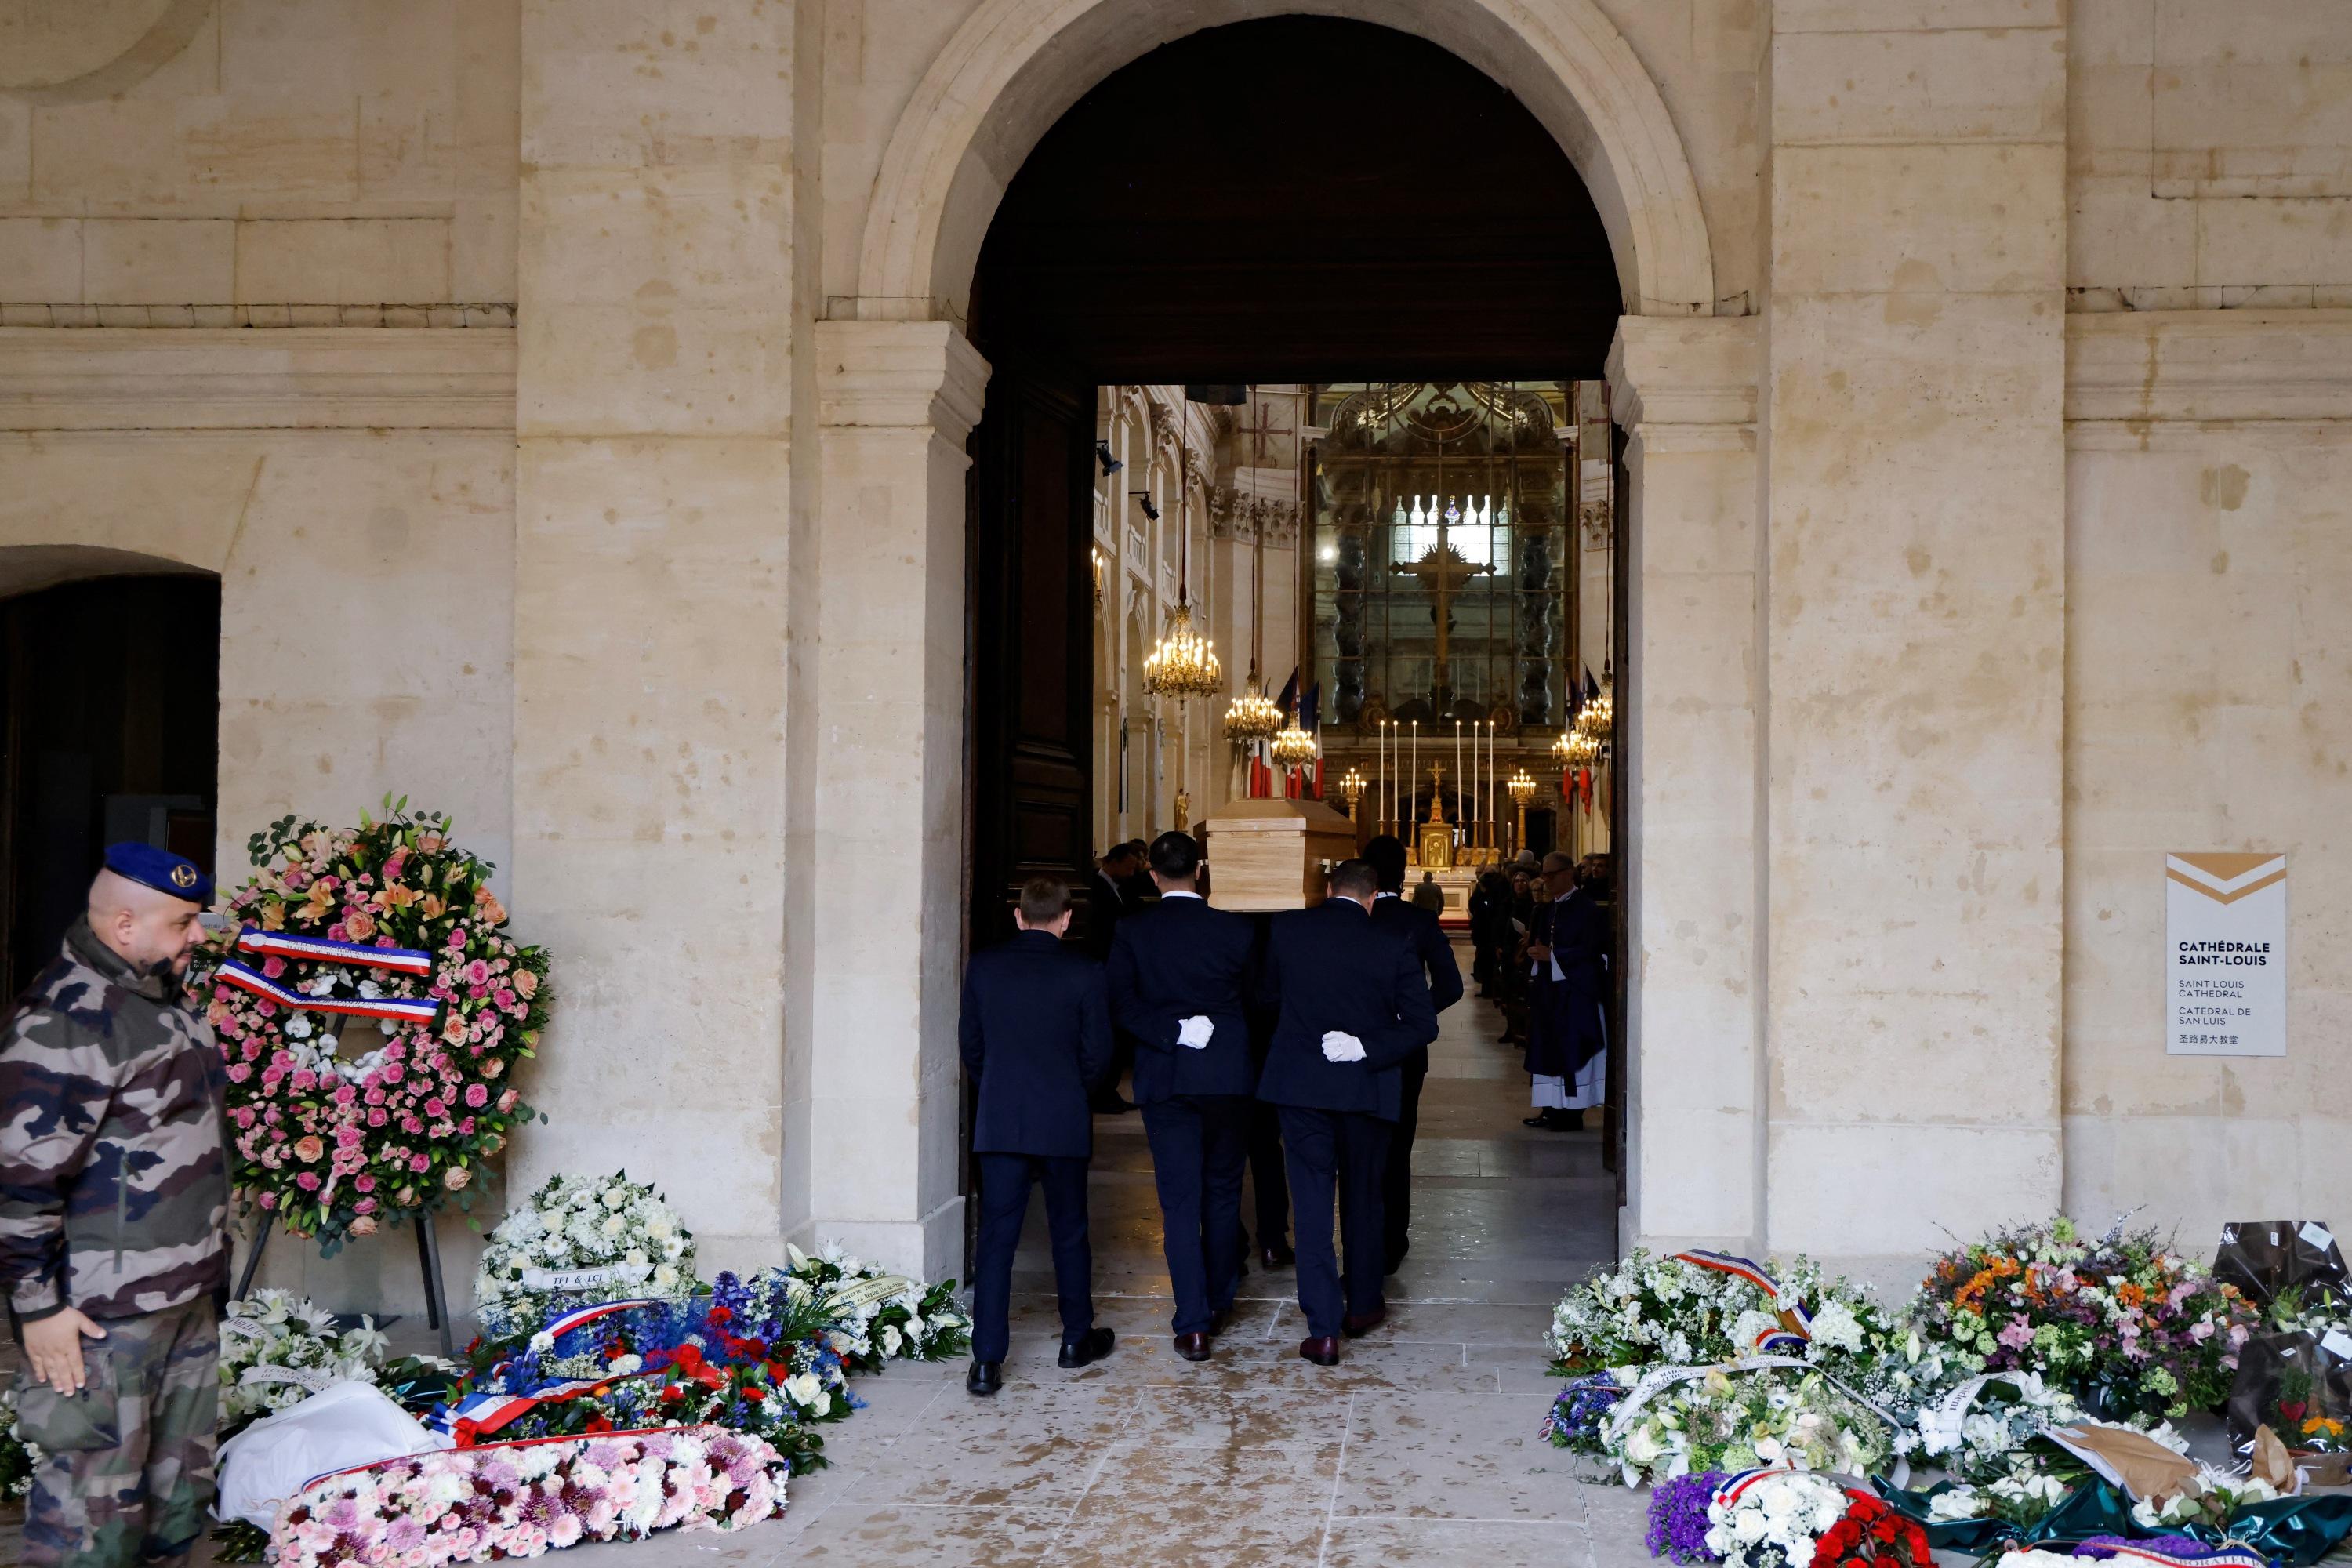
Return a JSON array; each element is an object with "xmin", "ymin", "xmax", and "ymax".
[{"xmin": 2166, "ymin": 851, "xmax": 2286, "ymax": 906}]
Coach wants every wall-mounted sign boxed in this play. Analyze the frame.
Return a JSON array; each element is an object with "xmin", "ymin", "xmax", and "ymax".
[{"xmin": 2165, "ymin": 852, "xmax": 2286, "ymax": 1057}]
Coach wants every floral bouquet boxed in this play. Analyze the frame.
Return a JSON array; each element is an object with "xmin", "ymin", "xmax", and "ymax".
[
  {"xmin": 1542, "ymin": 1373, "xmax": 1630, "ymax": 1451},
  {"xmin": 1602, "ymin": 1368, "xmax": 1894, "ymax": 1487},
  {"xmin": 444, "ymin": 1291, "xmax": 860, "ymax": 1478},
  {"xmin": 1703, "ymin": 1468, "xmax": 1852, "ymax": 1568},
  {"xmin": 2130, "ymin": 1467, "xmax": 2287, "ymax": 1533},
  {"xmin": 768, "ymin": 1243, "xmax": 973, "ymax": 1369},
  {"xmin": 1548, "ymin": 1251, "xmax": 1889, "ymax": 1382},
  {"xmin": 474, "ymin": 1171, "xmax": 696, "ymax": 1339},
  {"xmin": 1920, "ymin": 1468, "xmax": 2073, "ymax": 1528},
  {"xmin": 1, "ymin": 1385, "xmax": 38, "ymax": 1505},
  {"xmin": 217, "ymin": 1289, "xmax": 391, "ymax": 1439},
  {"xmin": 1808, "ymin": 1492, "xmax": 1933, "ymax": 1568},
  {"xmin": 1646, "ymin": 1469, "xmax": 1726, "ymax": 1564},
  {"xmin": 197, "ymin": 800, "xmax": 550, "ymax": 1250},
  {"xmin": 1900, "ymin": 1370, "xmax": 2083, "ymax": 1483},
  {"xmin": 268, "ymin": 1425, "xmax": 784, "ymax": 1568},
  {"xmin": 1904, "ymin": 1216, "xmax": 2256, "ymax": 1420}
]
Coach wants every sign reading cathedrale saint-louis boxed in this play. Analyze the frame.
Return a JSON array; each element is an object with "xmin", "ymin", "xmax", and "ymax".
[{"xmin": 2165, "ymin": 851, "xmax": 2288, "ymax": 1058}]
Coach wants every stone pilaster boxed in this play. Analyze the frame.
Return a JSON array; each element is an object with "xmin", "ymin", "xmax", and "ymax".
[
  {"xmin": 804, "ymin": 320, "xmax": 990, "ymax": 1279},
  {"xmin": 509, "ymin": 3, "xmax": 803, "ymax": 1272},
  {"xmin": 1608, "ymin": 317, "xmax": 1763, "ymax": 1255},
  {"xmin": 1760, "ymin": 0, "xmax": 2068, "ymax": 1261}
]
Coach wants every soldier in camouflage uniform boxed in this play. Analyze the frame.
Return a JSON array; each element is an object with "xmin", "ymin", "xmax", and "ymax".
[{"xmin": 2, "ymin": 844, "xmax": 229, "ymax": 1568}]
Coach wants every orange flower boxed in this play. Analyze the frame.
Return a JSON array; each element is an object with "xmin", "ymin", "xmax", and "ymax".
[
  {"xmin": 343, "ymin": 910, "xmax": 376, "ymax": 941},
  {"xmin": 474, "ymin": 887, "xmax": 508, "ymax": 925}
]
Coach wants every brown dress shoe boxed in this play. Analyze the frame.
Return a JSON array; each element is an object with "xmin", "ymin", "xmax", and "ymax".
[
  {"xmin": 1173, "ymin": 1332, "xmax": 1212, "ymax": 1362},
  {"xmin": 1298, "ymin": 1334, "xmax": 1341, "ymax": 1366},
  {"xmin": 1341, "ymin": 1306, "xmax": 1387, "ymax": 1338}
]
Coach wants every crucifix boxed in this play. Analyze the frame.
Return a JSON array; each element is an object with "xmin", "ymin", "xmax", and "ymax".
[
  {"xmin": 1392, "ymin": 496, "xmax": 1494, "ymax": 713},
  {"xmin": 1425, "ymin": 761, "xmax": 1448, "ymax": 822}
]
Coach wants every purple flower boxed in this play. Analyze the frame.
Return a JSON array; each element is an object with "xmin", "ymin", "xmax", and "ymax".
[{"xmin": 1647, "ymin": 1470, "xmax": 1726, "ymax": 1564}]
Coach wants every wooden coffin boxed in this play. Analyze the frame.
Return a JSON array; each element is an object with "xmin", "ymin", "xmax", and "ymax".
[{"xmin": 1202, "ymin": 798, "xmax": 1359, "ymax": 912}]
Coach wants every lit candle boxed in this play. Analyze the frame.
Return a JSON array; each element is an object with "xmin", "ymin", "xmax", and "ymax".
[
  {"xmin": 1410, "ymin": 721, "xmax": 1418, "ymax": 827},
  {"xmin": 1454, "ymin": 720, "xmax": 1463, "ymax": 840}
]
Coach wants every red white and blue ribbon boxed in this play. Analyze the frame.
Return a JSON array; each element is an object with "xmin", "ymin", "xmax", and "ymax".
[
  {"xmin": 236, "ymin": 927, "xmax": 435, "ymax": 976},
  {"xmin": 543, "ymin": 1300, "xmax": 660, "ymax": 1345},
  {"xmin": 1711, "ymin": 1467, "xmax": 1800, "ymax": 1508},
  {"xmin": 2092, "ymin": 1547, "xmax": 2269, "ymax": 1568},
  {"xmin": 1674, "ymin": 1249, "xmax": 1815, "ymax": 1351},
  {"xmin": 427, "ymin": 1379, "xmax": 613, "ymax": 1442},
  {"xmin": 216, "ymin": 960, "xmax": 440, "ymax": 1024}
]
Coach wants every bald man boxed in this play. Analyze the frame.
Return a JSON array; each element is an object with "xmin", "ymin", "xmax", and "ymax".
[{"xmin": 2, "ymin": 844, "xmax": 229, "ymax": 1568}]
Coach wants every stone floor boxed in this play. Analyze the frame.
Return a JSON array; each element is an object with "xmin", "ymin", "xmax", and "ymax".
[
  {"xmin": 9, "ymin": 954, "xmax": 1647, "ymax": 1566},
  {"xmin": 564, "ymin": 959, "xmax": 1630, "ymax": 1566}
]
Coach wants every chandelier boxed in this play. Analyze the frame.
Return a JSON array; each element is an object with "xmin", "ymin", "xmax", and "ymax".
[
  {"xmin": 1270, "ymin": 703, "xmax": 1319, "ymax": 769},
  {"xmin": 1222, "ymin": 666, "xmax": 1283, "ymax": 742},
  {"xmin": 1507, "ymin": 768, "xmax": 1536, "ymax": 807},
  {"xmin": 1555, "ymin": 727, "xmax": 1599, "ymax": 768},
  {"xmin": 1143, "ymin": 601, "xmax": 1221, "ymax": 699},
  {"xmin": 1574, "ymin": 674, "xmax": 1615, "ymax": 744}
]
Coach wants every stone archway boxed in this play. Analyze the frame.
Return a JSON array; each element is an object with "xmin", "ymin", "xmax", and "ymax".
[
  {"xmin": 851, "ymin": 0, "xmax": 1717, "ymax": 323},
  {"xmin": 806, "ymin": 2, "xmax": 1751, "ymax": 1280}
]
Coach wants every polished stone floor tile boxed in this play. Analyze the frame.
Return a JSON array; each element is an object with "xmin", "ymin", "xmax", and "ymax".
[
  {"xmin": 1323, "ymin": 1516, "xmax": 1595, "ymax": 1568},
  {"xmin": 1332, "ymin": 1390, "xmax": 1584, "ymax": 1523},
  {"xmin": 776, "ymin": 1503, "xmax": 1069, "ymax": 1565}
]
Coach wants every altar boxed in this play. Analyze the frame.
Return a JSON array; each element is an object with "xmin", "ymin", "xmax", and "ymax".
[{"xmin": 1403, "ymin": 764, "xmax": 1494, "ymax": 927}]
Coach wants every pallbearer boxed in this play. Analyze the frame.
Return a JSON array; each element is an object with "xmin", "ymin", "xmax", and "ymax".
[
  {"xmin": 1361, "ymin": 834, "xmax": 1463, "ymax": 1277},
  {"xmin": 1254, "ymin": 859, "xmax": 1438, "ymax": 1366},
  {"xmin": 959, "ymin": 876, "xmax": 1118, "ymax": 1396},
  {"xmin": 1106, "ymin": 832, "xmax": 1258, "ymax": 1362}
]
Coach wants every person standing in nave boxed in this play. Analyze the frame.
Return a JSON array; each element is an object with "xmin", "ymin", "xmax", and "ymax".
[
  {"xmin": 1254, "ymin": 859, "xmax": 1438, "ymax": 1366},
  {"xmin": 1082, "ymin": 844, "xmax": 1144, "ymax": 1112},
  {"xmin": 1523, "ymin": 851, "xmax": 1610, "ymax": 1132},
  {"xmin": 3, "ymin": 846, "xmax": 229, "ymax": 1568},
  {"xmin": 1468, "ymin": 869, "xmax": 1511, "ymax": 999},
  {"xmin": 1106, "ymin": 832, "xmax": 1257, "ymax": 1362},
  {"xmin": 1498, "ymin": 855, "xmax": 1539, "ymax": 1047},
  {"xmin": 959, "ymin": 876, "xmax": 1118, "ymax": 1396},
  {"xmin": 1360, "ymin": 836, "xmax": 1463, "ymax": 1277}
]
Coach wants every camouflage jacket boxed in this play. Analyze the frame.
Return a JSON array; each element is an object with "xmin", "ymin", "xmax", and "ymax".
[{"xmin": 0, "ymin": 918, "xmax": 229, "ymax": 1326}]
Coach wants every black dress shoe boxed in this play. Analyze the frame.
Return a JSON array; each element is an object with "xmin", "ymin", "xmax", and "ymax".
[
  {"xmin": 1298, "ymin": 1334, "xmax": 1341, "ymax": 1366},
  {"xmin": 1058, "ymin": 1326, "xmax": 1116, "ymax": 1368},
  {"xmin": 1260, "ymin": 1241, "xmax": 1295, "ymax": 1269},
  {"xmin": 1342, "ymin": 1306, "xmax": 1387, "ymax": 1338},
  {"xmin": 1172, "ymin": 1332, "xmax": 1212, "ymax": 1362},
  {"xmin": 966, "ymin": 1360, "xmax": 1002, "ymax": 1396}
]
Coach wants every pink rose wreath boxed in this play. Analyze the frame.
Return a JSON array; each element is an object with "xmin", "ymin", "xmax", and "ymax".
[{"xmin": 194, "ymin": 797, "xmax": 551, "ymax": 1252}]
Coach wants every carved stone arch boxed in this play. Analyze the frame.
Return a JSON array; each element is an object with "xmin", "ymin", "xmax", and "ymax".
[{"xmin": 853, "ymin": 0, "xmax": 1715, "ymax": 325}]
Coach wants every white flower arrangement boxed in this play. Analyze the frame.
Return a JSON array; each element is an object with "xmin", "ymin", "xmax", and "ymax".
[
  {"xmin": 1704, "ymin": 1468, "xmax": 1853, "ymax": 1568},
  {"xmin": 2130, "ymin": 1467, "xmax": 2285, "ymax": 1530},
  {"xmin": 1, "ymin": 1383, "xmax": 40, "ymax": 1502},
  {"xmin": 474, "ymin": 1171, "xmax": 695, "ymax": 1338},
  {"xmin": 1605, "ymin": 1367, "xmax": 1894, "ymax": 1487},
  {"xmin": 218, "ymin": 1288, "xmax": 392, "ymax": 1439},
  {"xmin": 1902, "ymin": 1370, "xmax": 2083, "ymax": 1482}
]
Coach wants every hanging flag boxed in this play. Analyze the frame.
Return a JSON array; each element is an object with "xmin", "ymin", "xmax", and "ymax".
[
  {"xmin": 1301, "ymin": 681, "xmax": 1320, "ymax": 735},
  {"xmin": 1276, "ymin": 668, "xmax": 1299, "ymax": 714}
]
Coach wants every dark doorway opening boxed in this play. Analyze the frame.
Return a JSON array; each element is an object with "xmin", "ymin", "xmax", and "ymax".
[
  {"xmin": 967, "ymin": 15, "xmax": 1621, "ymax": 941},
  {"xmin": 961, "ymin": 16, "xmax": 1632, "ymax": 1265},
  {"xmin": 0, "ymin": 574, "xmax": 221, "ymax": 995}
]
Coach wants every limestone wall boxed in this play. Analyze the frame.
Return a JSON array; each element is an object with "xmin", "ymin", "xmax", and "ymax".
[
  {"xmin": 0, "ymin": 0, "xmax": 519, "ymax": 318},
  {"xmin": 2071, "ymin": 0, "xmax": 2352, "ymax": 309},
  {"xmin": 0, "ymin": 327, "xmax": 517, "ymax": 1312},
  {"xmin": 2062, "ymin": 312, "xmax": 2352, "ymax": 1243}
]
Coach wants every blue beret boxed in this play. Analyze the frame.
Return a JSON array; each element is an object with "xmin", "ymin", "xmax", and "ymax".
[{"xmin": 103, "ymin": 842, "xmax": 212, "ymax": 906}]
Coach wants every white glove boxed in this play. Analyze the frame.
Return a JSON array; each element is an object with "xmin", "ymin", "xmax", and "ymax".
[
  {"xmin": 1177, "ymin": 1015, "xmax": 1214, "ymax": 1050},
  {"xmin": 1319, "ymin": 1030, "xmax": 1367, "ymax": 1063}
]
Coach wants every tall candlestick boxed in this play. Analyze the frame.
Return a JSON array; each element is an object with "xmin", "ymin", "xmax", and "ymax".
[
  {"xmin": 1410, "ymin": 722, "xmax": 1418, "ymax": 829},
  {"xmin": 1454, "ymin": 722, "xmax": 1463, "ymax": 840}
]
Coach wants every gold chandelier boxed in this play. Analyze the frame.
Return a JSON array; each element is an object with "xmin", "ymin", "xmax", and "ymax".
[
  {"xmin": 1270, "ymin": 702, "xmax": 1319, "ymax": 769},
  {"xmin": 1555, "ymin": 727, "xmax": 1599, "ymax": 768},
  {"xmin": 1142, "ymin": 601, "xmax": 1221, "ymax": 699},
  {"xmin": 1574, "ymin": 673, "xmax": 1614, "ymax": 744},
  {"xmin": 1222, "ymin": 666, "xmax": 1283, "ymax": 742}
]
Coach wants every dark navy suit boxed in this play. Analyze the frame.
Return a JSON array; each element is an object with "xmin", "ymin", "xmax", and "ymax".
[
  {"xmin": 1369, "ymin": 892, "xmax": 1463, "ymax": 1273},
  {"xmin": 1254, "ymin": 898, "xmax": 1439, "ymax": 1338},
  {"xmin": 959, "ymin": 927, "xmax": 1113, "ymax": 1363},
  {"xmin": 1107, "ymin": 891, "xmax": 1258, "ymax": 1335}
]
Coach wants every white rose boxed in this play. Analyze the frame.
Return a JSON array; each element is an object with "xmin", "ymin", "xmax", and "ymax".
[
  {"xmin": 601, "ymin": 1214, "xmax": 626, "ymax": 1237},
  {"xmin": 1733, "ymin": 1511, "xmax": 1769, "ymax": 1544},
  {"xmin": 1623, "ymin": 1427, "xmax": 1663, "ymax": 1465},
  {"xmin": 784, "ymin": 1373, "xmax": 822, "ymax": 1406},
  {"xmin": 654, "ymin": 1264, "xmax": 679, "ymax": 1290},
  {"xmin": 604, "ymin": 1188, "xmax": 629, "ymax": 1210},
  {"xmin": 881, "ymin": 1325, "xmax": 902, "ymax": 1355}
]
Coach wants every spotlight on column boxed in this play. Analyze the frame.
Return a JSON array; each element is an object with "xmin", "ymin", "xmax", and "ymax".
[
  {"xmin": 1131, "ymin": 490, "xmax": 1160, "ymax": 522},
  {"xmin": 1095, "ymin": 440, "xmax": 1123, "ymax": 477}
]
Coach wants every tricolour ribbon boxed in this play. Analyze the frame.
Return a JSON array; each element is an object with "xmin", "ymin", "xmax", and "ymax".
[
  {"xmin": 1712, "ymin": 1466, "xmax": 1801, "ymax": 1509},
  {"xmin": 237, "ymin": 927, "xmax": 435, "ymax": 975},
  {"xmin": 1674, "ymin": 1248, "xmax": 1817, "ymax": 1351},
  {"xmin": 216, "ymin": 960, "xmax": 440, "ymax": 1024},
  {"xmin": 426, "ymin": 1379, "xmax": 615, "ymax": 1443}
]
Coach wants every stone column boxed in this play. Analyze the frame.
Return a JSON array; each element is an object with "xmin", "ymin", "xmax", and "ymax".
[
  {"xmin": 1762, "ymin": 2, "xmax": 2067, "ymax": 1263},
  {"xmin": 510, "ymin": 5, "xmax": 804, "ymax": 1269},
  {"xmin": 806, "ymin": 320, "xmax": 989, "ymax": 1279},
  {"xmin": 1608, "ymin": 317, "xmax": 1763, "ymax": 1255}
]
